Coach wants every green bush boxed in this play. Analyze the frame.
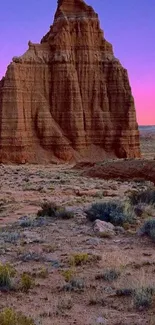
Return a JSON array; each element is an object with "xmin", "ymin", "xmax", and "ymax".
[
  {"xmin": 69, "ymin": 253, "xmax": 89, "ymax": 266},
  {"xmin": 0, "ymin": 263, "xmax": 16, "ymax": 291},
  {"xmin": 37, "ymin": 267, "xmax": 48, "ymax": 279},
  {"xmin": 63, "ymin": 278, "xmax": 85, "ymax": 292},
  {"xmin": 61, "ymin": 269, "xmax": 75, "ymax": 282},
  {"xmin": 1, "ymin": 231, "xmax": 20, "ymax": 243},
  {"xmin": 150, "ymin": 228, "xmax": 155, "ymax": 242},
  {"xmin": 95, "ymin": 269, "xmax": 120, "ymax": 282},
  {"xmin": 0, "ymin": 308, "xmax": 35, "ymax": 325},
  {"xmin": 134, "ymin": 204, "xmax": 144, "ymax": 217},
  {"xmin": 133, "ymin": 287, "xmax": 154, "ymax": 310},
  {"xmin": 85, "ymin": 201, "xmax": 135, "ymax": 226},
  {"xmin": 56, "ymin": 208, "xmax": 74, "ymax": 219},
  {"xmin": 20, "ymin": 273, "xmax": 34, "ymax": 292},
  {"xmin": 116, "ymin": 288, "xmax": 133, "ymax": 296},
  {"xmin": 19, "ymin": 218, "xmax": 34, "ymax": 228},
  {"xmin": 139, "ymin": 219, "xmax": 155, "ymax": 241},
  {"xmin": 56, "ymin": 297, "xmax": 73, "ymax": 312},
  {"xmin": 37, "ymin": 202, "xmax": 73, "ymax": 219},
  {"xmin": 88, "ymin": 295, "xmax": 105, "ymax": 306},
  {"xmin": 129, "ymin": 189, "xmax": 155, "ymax": 206},
  {"xmin": 37, "ymin": 202, "xmax": 58, "ymax": 217}
]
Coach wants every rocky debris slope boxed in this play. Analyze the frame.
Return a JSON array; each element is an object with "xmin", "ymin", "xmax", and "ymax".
[
  {"xmin": 75, "ymin": 159, "xmax": 155, "ymax": 184},
  {"xmin": 0, "ymin": 0, "xmax": 140, "ymax": 163}
]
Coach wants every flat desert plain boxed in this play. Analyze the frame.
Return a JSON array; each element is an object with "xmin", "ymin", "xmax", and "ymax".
[{"xmin": 0, "ymin": 126, "xmax": 155, "ymax": 325}]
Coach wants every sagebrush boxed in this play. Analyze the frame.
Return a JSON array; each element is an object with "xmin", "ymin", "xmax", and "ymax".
[
  {"xmin": 139, "ymin": 219, "xmax": 155, "ymax": 241},
  {"xmin": 129, "ymin": 189, "xmax": 155, "ymax": 206},
  {"xmin": 0, "ymin": 308, "xmax": 35, "ymax": 325},
  {"xmin": 85, "ymin": 201, "xmax": 135, "ymax": 226}
]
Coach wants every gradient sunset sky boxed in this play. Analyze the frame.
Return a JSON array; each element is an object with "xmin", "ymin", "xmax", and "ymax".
[{"xmin": 0, "ymin": 0, "xmax": 155, "ymax": 125}]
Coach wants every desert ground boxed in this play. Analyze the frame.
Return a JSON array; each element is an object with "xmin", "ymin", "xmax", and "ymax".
[
  {"xmin": 139, "ymin": 126, "xmax": 155, "ymax": 159},
  {"xmin": 0, "ymin": 127, "xmax": 155, "ymax": 325}
]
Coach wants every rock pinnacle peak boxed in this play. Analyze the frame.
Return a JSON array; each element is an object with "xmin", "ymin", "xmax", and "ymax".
[
  {"xmin": 58, "ymin": 0, "xmax": 84, "ymax": 6},
  {"xmin": 55, "ymin": 0, "xmax": 96, "ymax": 21},
  {"xmin": 56, "ymin": 0, "xmax": 92, "ymax": 15}
]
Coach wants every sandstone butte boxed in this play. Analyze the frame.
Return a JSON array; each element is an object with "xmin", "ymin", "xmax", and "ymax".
[{"xmin": 0, "ymin": 0, "xmax": 140, "ymax": 163}]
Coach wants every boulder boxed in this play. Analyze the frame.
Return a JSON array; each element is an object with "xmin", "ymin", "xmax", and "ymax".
[{"xmin": 93, "ymin": 219, "xmax": 115, "ymax": 237}]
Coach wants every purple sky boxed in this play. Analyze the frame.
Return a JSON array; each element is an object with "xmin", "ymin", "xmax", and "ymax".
[{"xmin": 1, "ymin": 0, "xmax": 155, "ymax": 125}]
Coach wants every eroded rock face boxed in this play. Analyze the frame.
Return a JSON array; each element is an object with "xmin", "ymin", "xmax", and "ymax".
[{"xmin": 0, "ymin": 0, "xmax": 140, "ymax": 163}]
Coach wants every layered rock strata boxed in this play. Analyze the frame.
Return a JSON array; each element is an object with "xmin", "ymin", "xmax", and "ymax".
[{"xmin": 0, "ymin": 0, "xmax": 140, "ymax": 163}]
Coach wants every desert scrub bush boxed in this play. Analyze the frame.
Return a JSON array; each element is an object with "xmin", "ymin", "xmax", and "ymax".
[
  {"xmin": 129, "ymin": 189, "xmax": 155, "ymax": 206},
  {"xmin": 139, "ymin": 219, "xmax": 155, "ymax": 241},
  {"xmin": 95, "ymin": 269, "xmax": 120, "ymax": 282},
  {"xmin": 1, "ymin": 231, "xmax": 20, "ymax": 243},
  {"xmin": 20, "ymin": 252, "xmax": 43, "ymax": 262},
  {"xmin": 37, "ymin": 202, "xmax": 73, "ymax": 219},
  {"xmin": 3, "ymin": 263, "xmax": 16, "ymax": 277},
  {"xmin": 88, "ymin": 294, "xmax": 105, "ymax": 306},
  {"xmin": 0, "ymin": 200, "xmax": 6, "ymax": 213},
  {"xmin": 37, "ymin": 202, "xmax": 58, "ymax": 217},
  {"xmin": 56, "ymin": 208, "xmax": 74, "ymax": 219},
  {"xmin": 85, "ymin": 201, "xmax": 135, "ymax": 226},
  {"xmin": 69, "ymin": 253, "xmax": 101, "ymax": 267},
  {"xmin": 20, "ymin": 273, "xmax": 34, "ymax": 292},
  {"xmin": 37, "ymin": 267, "xmax": 48, "ymax": 279},
  {"xmin": 133, "ymin": 203, "xmax": 145, "ymax": 217},
  {"xmin": 61, "ymin": 269, "xmax": 75, "ymax": 282},
  {"xmin": 56, "ymin": 297, "xmax": 73, "ymax": 314},
  {"xmin": 69, "ymin": 253, "xmax": 90, "ymax": 266},
  {"xmin": 116, "ymin": 288, "xmax": 133, "ymax": 296},
  {"xmin": 42, "ymin": 244, "xmax": 56, "ymax": 253},
  {"xmin": 0, "ymin": 308, "xmax": 35, "ymax": 325},
  {"xmin": 0, "ymin": 263, "xmax": 16, "ymax": 291},
  {"xmin": 63, "ymin": 278, "xmax": 85, "ymax": 292},
  {"xmin": 19, "ymin": 217, "xmax": 34, "ymax": 228},
  {"xmin": 133, "ymin": 287, "xmax": 154, "ymax": 310}
]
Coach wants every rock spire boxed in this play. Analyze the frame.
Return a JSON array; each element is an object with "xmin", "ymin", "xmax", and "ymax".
[{"xmin": 0, "ymin": 0, "xmax": 140, "ymax": 163}]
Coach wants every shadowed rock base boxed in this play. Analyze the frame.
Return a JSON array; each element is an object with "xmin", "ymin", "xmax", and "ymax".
[{"xmin": 0, "ymin": 0, "xmax": 140, "ymax": 163}]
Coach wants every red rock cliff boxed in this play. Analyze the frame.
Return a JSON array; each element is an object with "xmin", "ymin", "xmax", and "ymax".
[{"xmin": 0, "ymin": 0, "xmax": 140, "ymax": 163}]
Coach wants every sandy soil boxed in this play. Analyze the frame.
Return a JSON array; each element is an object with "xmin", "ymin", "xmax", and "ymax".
[{"xmin": 139, "ymin": 126, "xmax": 155, "ymax": 159}]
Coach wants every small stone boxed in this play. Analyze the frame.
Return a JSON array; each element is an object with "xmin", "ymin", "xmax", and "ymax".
[
  {"xmin": 93, "ymin": 219, "xmax": 115, "ymax": 238},
  {"xmin": 115, "ymin": 226, "xmax": 126, "ymax": 234},
  {"xmin": 96, "ymin": 316, "xmax": 107, "ymax": 324},
  {"xmin": 47, "ymin": 259, "xmax": 61, "ymax": 268},
  {"xmin": 86, "ymin": 238, "xmax": 101, "ymax": 246}
]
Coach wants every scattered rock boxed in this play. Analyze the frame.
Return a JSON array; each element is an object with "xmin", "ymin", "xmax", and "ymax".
[
  {"xmin": 90, "ymin": 316, "xmax": 107, "ymax": 325},
  {"xmin": 20, "ymin": 252, "xmax": 43, "ymax": 262},
  {"xmin": 115, "ymin": 226, "xmax": 126, "ymax": 234},
  {"xmin": 96, "ymin": 317, "xmax": 107, "ymax": 325},
  {"xmin": 23, "ymin": 231, "xmax": 43, "ymax": 244},
  {"xmin": 86, "ymin": 238, "xmax": 101, "ymax": 246},
  {"xmin": 46, "ymin": 258, "xmax": 61, "ymax": 268},
  {"xmin": 93, "ymin": 219, "xmax": 115, "ymax": 238}
]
